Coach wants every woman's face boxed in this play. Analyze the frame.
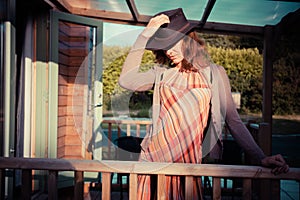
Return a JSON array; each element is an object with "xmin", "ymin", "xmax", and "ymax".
[{"xmin": 165, "ymin": 40, "xmax": 184, "ymax": 65}]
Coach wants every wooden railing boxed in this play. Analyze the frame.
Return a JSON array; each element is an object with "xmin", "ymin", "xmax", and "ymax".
[
  {"xmin": 102, "ymin": 117, "xmax": 152, "ymax": 137},
  {"xmin": 102, "ymin": 117, "xmax": 151, "ymax": 158},
  {"xmin": 102, "ymin": 118, "xmax": 264, "ymax": 160},
  {"xmin": 0, "ymin": 157, "xmax": 300, "ymax": 200}
]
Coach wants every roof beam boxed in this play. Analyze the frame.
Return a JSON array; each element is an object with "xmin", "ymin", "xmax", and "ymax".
[
  {"xmin": 51, "ymin": 0, "xmax": 264, "ymax": 37},
  {"xmin": 71, "ymin": 9, "xmax": 264, "ymax": 36},
  {"xmin": 198, "ymin": 21, "xmax": 264, "ymax": 37},
  {"xmin": 199, "ymin": 0, "xmax": 216, "ymax": 29},
  {"xmin": 126, "ymin": 0, "xmax": 139, "ymax": 21}
]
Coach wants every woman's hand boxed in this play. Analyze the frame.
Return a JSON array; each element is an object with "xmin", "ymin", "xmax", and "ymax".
[
  {"xmin": 141, "ymin": 14, "xmax": 170, "ymax": 38},
  {"xmin": 261, "ymin": 154, "xmax": 289, "ymax": 175}
]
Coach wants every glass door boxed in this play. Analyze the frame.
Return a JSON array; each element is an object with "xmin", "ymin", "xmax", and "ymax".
[{"xmin": 49, "ymin": 11, "xmax": 103, "ymax": 160}]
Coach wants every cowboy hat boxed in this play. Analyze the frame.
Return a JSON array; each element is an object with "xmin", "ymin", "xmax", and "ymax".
[{"xmin": 145, "ymin": 8, "xmax": 197, "ymax": 51}]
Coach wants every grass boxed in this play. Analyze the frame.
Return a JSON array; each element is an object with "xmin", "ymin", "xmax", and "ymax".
[
  {"xmin": 239, "ymin": 113, "xmax": 300, "ymax": 135},
  {"xmin": 272, "ymin": 116, "xmax": 300, "ymax": 135}
]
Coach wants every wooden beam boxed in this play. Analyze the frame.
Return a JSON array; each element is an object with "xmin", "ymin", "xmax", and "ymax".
[
  {"xmin": 129, "ymin": 173, "xmax": 138, "ymax": 200},
  {"xmin": 185, "ymin": 176, "xmax": 194, "ymax": 199},
  {"xmin": 48, "ymin": 170, "xmax": 58, "ymax": 200},
  {"xmin": 54, "ymin": 0, "xmax": 73, "ymax": 11},
  {"xmin": 74, "ymin": 171, "xmax": 84, "ymax": 200},
  {"xmin": 102, "ymin": 172, "xmax": 111, "ymax": 200},
  {"xmin": 50, "ymin": 0, "xmax": 265, "ymax": 37},
  {"xmin": 157, "ymin": 174, "xmax": 166, "ymax": 199},
  {"xmin": 243, "ymin": 179, "xmax": 252, "ymax": 200},
  {"xmin": 22, "ymin": 169, "xmax": 32, "ymax": 200},
  {"xmin": 213, "ymin": 177, "xmax": 221, "ymax": 200},
  {"xmin": 261, "ymin": 25, "xmax": 278, "ymax": 200},
  {"xmin": 199, "ymin": 0, "xmax": 216, "ymax": 29},
  {"xmin": 262, "ymin": 25, "xmax": 274, "ymax": 148},
  {"xmin": 126, "ymin": 0, "xmax": 139, "ymax": 21},
  {"xmin": 73, "ymin": 8, "xmax": 264, "ymax": 36},
  {"xmin": 1, "ymin": 157, "xmax": 299, "ymax": 180},
  {"xmin": 198, "ymin": 21, "xmax": 264, "ymax": 37}
]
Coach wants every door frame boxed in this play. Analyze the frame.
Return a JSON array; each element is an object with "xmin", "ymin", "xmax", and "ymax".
[{"xmin": 49, "ymin": 10, "xmax": 103, "ymax": 158}]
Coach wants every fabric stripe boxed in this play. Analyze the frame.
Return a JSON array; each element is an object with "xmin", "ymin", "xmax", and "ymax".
[{"xmin": 138, "ymin": 69, "xmax": 211, "ymax": 200}]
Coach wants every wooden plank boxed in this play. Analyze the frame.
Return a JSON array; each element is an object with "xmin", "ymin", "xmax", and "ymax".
[
  {"xmin": 257, "ymin": 123, "xmax": 271, "ymax": 156},
  {"xmin": 185, "ymin": 176, "xmax": 193, "ymax": 200},
  {"xmin": 67, "ymin": 7, "xmax": 264, "ymax": 36},
  {"xmin": 22, "ymin": 169, "xmax": 32, "ymax": 200},
  {"xmin": 157, "ymin": 174, "xmax": 166, "ymax": 200},
  {"xmin": 48, "ymin": 170, "xmax": 58, "ymax": 200},
  {"xmin": 58, "ymin": 96, "xmax": 67, "ymax": 106},
  {"xmin": 59, "ymin": 23, "xmax": 88, "ymax": 37},
  {"xmin": 0, "ymin": 158, "xmax": 299, "ymax": 180},
  {"xmin": 58, "ymin": 85, "xmax": 68, "ymax": 95},
  {"xmin": 74, "ymin": 171, "xmax": 84, "ymax": 200},
  {"xmin": 262, "ymin": 25, "xmax": 274, "ymax": 156},
  {"xmin": 126, "ymin": 0, "xmax": 139, "ymax": 21},
  {"xmin": 102, "ymin": 172, "xmax": 111, "ymax": 200},
  {"xmin": 58, "ymin": 53, "xmax": 69, "ymax": 66},
  {"xmin": 243, "ymin": 178, "xmax": 252, "ymax": 200},
  {"xmin": 212, "ymin": 177, "xmax": 221, "ymax": 200},
  {"xmin": 129, "ymin": 173, "xmax": 137, "ymax": 200}
]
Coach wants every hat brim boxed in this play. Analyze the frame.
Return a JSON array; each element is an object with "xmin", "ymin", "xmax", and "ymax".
[{"xmin": 145, "ymin": 22, "xmax": 197, "ymax": 51}]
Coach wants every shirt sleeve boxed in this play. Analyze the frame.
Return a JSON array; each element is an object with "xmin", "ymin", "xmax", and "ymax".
[
  {"xmin": 219, "ymin": 66, "xmax": 266, "ymax": 164},
  {"xmin": 118, "ymin": 34, "xmax": 157, "ymax": 91}
]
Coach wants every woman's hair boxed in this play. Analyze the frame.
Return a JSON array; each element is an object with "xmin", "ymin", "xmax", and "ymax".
[{"xmin": 152, "ymin": 31, "xmax": 210, "ymax": 72}]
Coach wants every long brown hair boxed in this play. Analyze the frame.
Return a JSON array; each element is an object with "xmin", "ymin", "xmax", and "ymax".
[{"xmin": 152, "ymin": 31, "xmax": 209, "ymax": 72}]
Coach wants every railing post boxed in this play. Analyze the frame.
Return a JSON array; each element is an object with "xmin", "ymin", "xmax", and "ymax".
[
  {"xmin": 108, "ymin": 123, "xmax": 112, "ymax": 159},
  {"xmin": 257, "ymin": 123, "xmax": 271, "ymax": 156},
  {"xmin": 213, "ymin": 177, "xmax": 221, "ymax": 200},
  {"xmin": 257, "ymin": 123, "xmax": 281, "ymax": 200},
  {"xmin": 48, "ymin": 170, "xmax": 58, "ymax": 200},
  {"xmin": 22, "ymin": 169, "xmax": 32, "ymax": 200},
  {"xmin": 243, "ymin": 178, "xmax": 252, "ymax": 200},
  {"xmin": 157, "ymin": 174, "xmax": 166, "ymax": 200},
  {"xmin": 0, "ymin": 169, "xmax": 4, "ymax": 200},
  {"xmin": 136, "ymin": 124, "xmax": 140, "ymax": 137},
  {"xmin": 185, "ymin": 176, "xmax": 193, "ymax": 199},
  {"xmin": 127, "ymin": 124, "xmax": 131, "ymax": 136},
  {"xmin": 118, "ymin": 126, "xmax": 121, "ymax": 138},
  {"xmin": 74, "ymin": 171, "xmax": 84, "ymax": 200},
  {"xmin": 129, "ymin": 173, "xmax": 138, "ymax": 200},
  {"xmin": 102, "ymin": 172, "xmax": 111, "ymax": 200}
]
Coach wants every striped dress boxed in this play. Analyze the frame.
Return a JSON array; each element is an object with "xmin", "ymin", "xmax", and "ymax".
[{"xmin": 137, "ymin": 67, "xmax": 211, "ymax": 200}]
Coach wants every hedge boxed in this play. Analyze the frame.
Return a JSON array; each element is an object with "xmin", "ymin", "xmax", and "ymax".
[{"xmin": 102, "ymin": 44, "xmax": 299, "ymax": 115}]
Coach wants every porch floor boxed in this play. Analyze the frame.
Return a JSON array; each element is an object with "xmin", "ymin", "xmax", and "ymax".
[{"xmin": 30, "ymin": 175, "xmax": 299, "ymax": 200}]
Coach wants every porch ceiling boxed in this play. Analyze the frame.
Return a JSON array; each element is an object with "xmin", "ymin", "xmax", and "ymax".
[{"xmin": 49, "ymin": 0, "xmax": 300, "ymax": 36}]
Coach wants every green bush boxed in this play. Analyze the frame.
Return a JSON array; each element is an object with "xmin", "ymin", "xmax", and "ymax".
[
  {"xmin": 102, "ymin": 47, "xmax": 155, "ymax": 111},
  {"xmin": 102, "ymin": 36, "xmax": 299, "ymax": 115},
  {"xmin": 208, "ymin": 45, "xmax": 263, "ymax": 112},
  {"xmin": 273, "ymin": 53, "xmax": 300, "ymax": 114}
]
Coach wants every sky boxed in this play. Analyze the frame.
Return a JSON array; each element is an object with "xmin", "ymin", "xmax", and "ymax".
[{"xmin": 103, "ymin": 22, "xmax": 144, "ymax": 46}]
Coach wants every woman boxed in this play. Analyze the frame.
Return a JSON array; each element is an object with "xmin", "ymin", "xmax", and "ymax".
[{"xmin": 119, "ymin": 8, "xmax": 289, "ymax": 200}]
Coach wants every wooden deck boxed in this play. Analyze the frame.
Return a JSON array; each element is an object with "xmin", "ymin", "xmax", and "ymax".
[{"xmin": 1, "ymin": 157, "xmax": 300, "ymax": 200}]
